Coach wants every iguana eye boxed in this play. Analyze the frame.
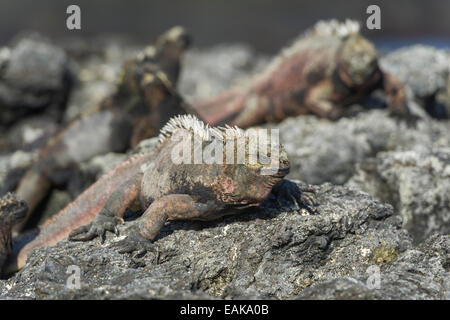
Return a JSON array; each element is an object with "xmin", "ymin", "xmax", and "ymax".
[{"xmin": 259, "ymin": 155, "xmax": 271, "ymax": 165}]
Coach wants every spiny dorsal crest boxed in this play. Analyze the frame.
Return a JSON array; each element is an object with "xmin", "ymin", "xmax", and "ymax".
[
  {"xmin": 158, "ymin": 26, "xmax": 187, "ymax": 43},
  {"xmin": 309, "ymin": 19, "xmax": 360, "ymax": 38},
  {"xmin": 251, "ymin": 19, "xmax": 361, "ymax": 87},
  {"xmin": 158, "ymin": 114, "xmax": 245, "ymax": 144},
  {"xmin": 137, "ymin": 26, "xmax": 188, "ymax": 62}
]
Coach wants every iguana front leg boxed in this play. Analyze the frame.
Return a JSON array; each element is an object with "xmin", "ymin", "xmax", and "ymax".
[
  {"xmin": 69, "ymin": 173, "xmax": 143, "ymax": 242},
  {"xmin": 114, "ymin": 194, "xmax": 217, "ymax": 254},
  {"xmin": 304, "ymin": 80, "xmax": 343, "ymax": 120},
  {"xmin": 382, "ymin": 72, "xmax": 419, "ymax": 126},
  {"xmin": 382, "ymin": 73, "xmax": 408, "ymax": 115}
]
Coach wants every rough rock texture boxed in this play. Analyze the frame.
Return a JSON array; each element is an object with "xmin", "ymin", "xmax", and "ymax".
[
  {"xmin": 63, "ymin": 42, "xmax": 138, "ymax": 122},
  {"xmin": 0, "ymin": 150, "xmax": 37, "ymax": 195},
  {"xmin": 2, "ymin": 181, "xmax": 438, "ymax": 300},
  {"xmin": 5, "ymin": 115, "xmax": 58, "ymax": 151},
  {"xmin": 295, "ymin": 234, "xmax": 449, "ymax": 300},
  {"xmin": 0, "ymin": 34, "xmax": 73, "ymax": 125},
  {"xmin": 272, "ymin": 110, "xmax": 449, "ymax": 185},
  {"xmin": 348, "ymin": 148, "xmax": 450, "ymax": 243}
]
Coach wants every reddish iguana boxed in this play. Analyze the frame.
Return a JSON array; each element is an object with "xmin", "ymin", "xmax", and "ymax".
[
  {"xmin": 13, "ymin": 26, "xmax": 193, "ymax": 224},
  {"xmin": 193, "ymin": 19, "xmax": 412, "ymax": 128},
  {"xmin": 1, "ymin": 115, "xmax": 313, "ymax": 273}
]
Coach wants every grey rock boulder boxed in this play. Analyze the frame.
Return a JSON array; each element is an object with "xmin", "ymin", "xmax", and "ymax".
[
  {"xmin": 0, "ymin": 35, "xmax": 73, "ymax": 125},
  {"xmin": 347, "ymin": 148, "xmax": 450, "ymax": 243},
  {"xmin": 295, "ymin": 234, "xmax": 449, "ymax": 300}
]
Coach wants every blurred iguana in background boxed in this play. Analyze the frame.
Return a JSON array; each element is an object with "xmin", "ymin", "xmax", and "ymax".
[
  {"xmin": 13, "ymin": 26, "xmax": 192, "ymax": 227},
  {"xmin": 193, "ymin": 20, "xmax": 412, "ymax": 128}
]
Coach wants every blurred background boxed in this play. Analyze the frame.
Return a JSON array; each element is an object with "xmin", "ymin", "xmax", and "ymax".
[{"xmin": 0, "ymin": 0, "xmax": 449, "ymax": 52}]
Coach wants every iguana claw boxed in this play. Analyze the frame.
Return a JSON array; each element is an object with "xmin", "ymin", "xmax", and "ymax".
[
  {"xmin": 69, "ymin": 215, "xmax": 123, "ymax": 243},
  {"xmin": 112, "ymin": 226, "xmax": 156, "ymax": 260},
  {"xmin": 272, "ymin": 180, "xmax": 319, "ymax": 215}
]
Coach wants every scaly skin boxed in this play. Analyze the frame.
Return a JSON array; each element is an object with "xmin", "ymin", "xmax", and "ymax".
[
  {"xmin": 4, "ymin": 115, "xmax": 313, "ymax": 272},
  {"xmin": 0, "ymin": 193, "xmax": 27, "ymax": 276},
  {"xmin": 14, "ymin": 26, "xmax": 192, "ymax": 226},
  {"xmin": 193, "ymin": 19, "xmax": 412, "ymax": 128},
  {"xmin": 68, "ymin": 115, "xmax": 293, "ymax": 255}
]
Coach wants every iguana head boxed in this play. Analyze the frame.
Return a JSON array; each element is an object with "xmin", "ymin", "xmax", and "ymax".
[
  {"xmin": 155, "ymin": 25, "xmax": 192, "ymax": 56},
  {"xmin": 159, "ymin": 115, "xmax": 290, "ymax": 207},
  {"xmin": 337, "ymin": 34, "xmax": 379, "ymax": 87},
  {"xmin": 117, "ymin": 26, "xmax": 191, "ymax": 95},
  {"xmin": 226, "ymin": 140, "xmax": 290, "ymax": 207}
]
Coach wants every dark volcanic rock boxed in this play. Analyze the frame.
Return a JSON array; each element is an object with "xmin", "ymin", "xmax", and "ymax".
[
  {"xmin": 0, "ymin": 35, "xmax": 73, "ymax": 125},
  {"xmin": 295, "ymin": 234, "xmax": 449, "ymax": 300},
  {"xmin": 348, "ymin": 148, "xmax": 450, "ymax": 244},
  {"xmin": 0, "ymin": 181, "xmax": 424, "ymax": 299}
]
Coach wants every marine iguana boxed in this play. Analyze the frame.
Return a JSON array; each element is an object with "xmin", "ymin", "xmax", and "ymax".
[
  {"xmin": 13, "ymin": 26, "xmax": 192, "ymax": 225},
  {"xmin": 1, "ymin": 115, "xmax": 313, "ymax": 273},
  {"xmin": 193, "ymin": 19, "xmax": 412, "ymax": 128}
]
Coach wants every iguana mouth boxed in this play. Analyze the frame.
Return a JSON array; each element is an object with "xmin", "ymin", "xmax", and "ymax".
[{"xmin": 272, "ymin": 166, "xmax": 290, "ymax": 178}]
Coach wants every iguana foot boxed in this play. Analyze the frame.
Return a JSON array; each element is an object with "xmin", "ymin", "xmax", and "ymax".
[
  {"xmin": 298, "ymin": 186, "xmax": 319, "ymax": 215},
  {"xmin": 112, "ymin": 226, "xmax": 156, "ymax": 260},
  {"xmin": 69, "ymin": 214, "xmax": 123, "ymax": 243},
  {"xmin": 392, "ymin": 111, "xmax": 420, "ymax": 129},
  {"xmin": 271, "ymin": 180, "xmax": 319, "ymax": 214}
]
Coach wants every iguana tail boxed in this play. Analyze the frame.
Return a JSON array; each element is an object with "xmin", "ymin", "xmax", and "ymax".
[
  {"xmin": 7, "ymin": 151, "xmax": 153, "ymax": 273},
  {"xmin": 193, "ymin": 88, "xmax": 250, "ymax": 127}
]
